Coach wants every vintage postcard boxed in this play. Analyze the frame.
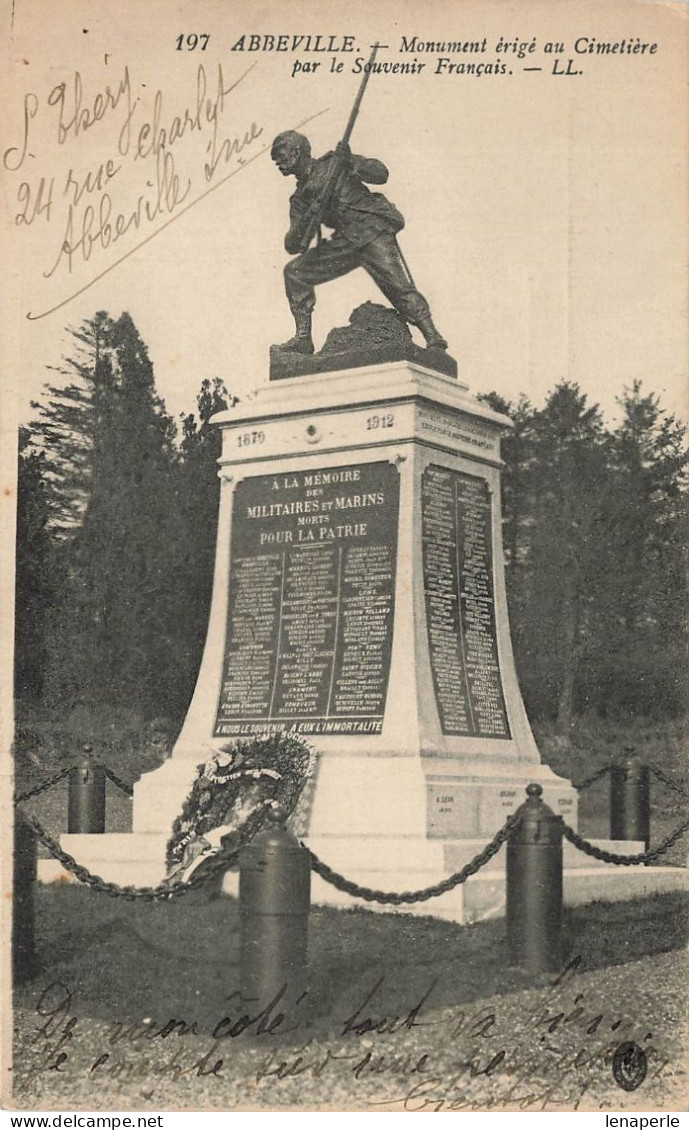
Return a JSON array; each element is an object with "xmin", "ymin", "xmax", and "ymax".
[{"xmin": 2, "ymin": 0, "xmax": 688, "ymax": 1117}]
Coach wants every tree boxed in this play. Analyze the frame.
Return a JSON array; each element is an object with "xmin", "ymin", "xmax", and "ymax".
[
  {"xmin": 589, "ymin": 382, "xmax": 689, "ymax": 716},
  {"xmin": 486, "ymin": 379, "xmax": 688, "ymax": 727},
  {"xmin": 534, "ymin": 385, "xmax": 610, "ymax": 728},
  {"xmin": 27, "ymin": 311, "xmax": 181, "ymax": 715},
  {"xmin": 172, "ymin": 378, "xmax": 235, "ymax": 705},
  {"xmin": 30, "ymin": 310, "xmax": 114, "ymax": 536},
  {"xmin": 15, "ymin": 428, "xmax": 54, "ymax": 700},
  {"xmin": 493, "ymin": 383, "xmax": 611, "ymax": 728}
]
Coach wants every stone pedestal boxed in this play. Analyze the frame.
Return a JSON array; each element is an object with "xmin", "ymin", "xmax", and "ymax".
[
  {"xmin": 131, "ymin": 359, "xmax": 576, "ymax": 884},
  {"xmin": 44, "ymin": 358, "xmax": 689, "ymax": 918}
]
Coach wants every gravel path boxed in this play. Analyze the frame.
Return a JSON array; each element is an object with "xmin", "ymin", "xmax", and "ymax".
[{"xmin": 9, "ymin": 897, "xmax": 689, "ymax": 1112}]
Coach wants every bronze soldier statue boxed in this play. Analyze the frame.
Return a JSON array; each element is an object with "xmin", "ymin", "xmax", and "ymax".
[{"xmin": 271, "ymin": 131, "xmax": 448, "ymax": 355}]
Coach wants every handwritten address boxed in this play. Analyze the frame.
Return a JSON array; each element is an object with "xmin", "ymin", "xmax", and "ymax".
[{"xmin": 4, "ymin": 63, "xmax": 264, "ymax": 319}]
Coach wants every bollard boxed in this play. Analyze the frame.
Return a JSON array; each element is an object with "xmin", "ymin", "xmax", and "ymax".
[
  {"xmin": 68, "ymin": 751, "xmax": 105, "ymax": 833},
  {"xmin": 507, "ymin": 783, "xmax": 563, "ymax": 974},
  {"xmin": 13, "ymin": 816, "xmax": 38, "ymax": 985},
  {"xmin": 610, "ymin": 750, "xmax": 650, "ymax": 850},
  {"xmin": 238, "ymin": 805, "xmax": 311, "ymax": 1013}
]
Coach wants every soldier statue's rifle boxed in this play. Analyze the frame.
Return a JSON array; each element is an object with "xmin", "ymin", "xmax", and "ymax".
[{"xmin": 293, "ymin": 44, "xmax": 379, "ymax": 253}]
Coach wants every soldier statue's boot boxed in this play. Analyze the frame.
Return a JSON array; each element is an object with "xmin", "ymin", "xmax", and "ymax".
[
  {"xmin": 273, "ymin": 314, "xmax": 315, "ymax": 354},
  {"xmin": 417, "ymin": 317, "xmax": 448, "ymax": 351}
]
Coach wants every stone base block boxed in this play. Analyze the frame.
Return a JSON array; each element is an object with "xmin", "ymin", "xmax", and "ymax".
[
  {"xmin": 426, "ymin": 770, "xmax": 577, "ymax": 840},
  {"xmin": 309, "ymin": 757, "xmax": 430, "ymax": 838},
  {"xmin": 132, "ymin": 759, "xmax": 201, "ymax": 834}
]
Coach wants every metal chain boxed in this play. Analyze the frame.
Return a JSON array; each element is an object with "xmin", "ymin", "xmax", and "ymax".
[
  {"xmin": 103, "ymin": 767, "xmax": 135, "ymax": 797},
  {"xmin": 304, "ymin": 811, "xmax": 520, "ymax": 905},
  {"xmin": 17, "ymin": 809, "xmax": 243, "ymax": 902},
  {"xmin": 573, "ymin": 765, "xmax": 611, "ymax": 791},
  {"xmin": 15, "ymin": 766, "xmax": 74, "ymax": 804},
  {"xmin": 19, "ymin": 768, "xmax": 688, "ymax": 908},
  {"xmin": 649, "ymin": 764, "xmax": 689, "ymax": 801},
  {"xmin": 562, "ymin": 818, "xmax": 689, "ymax": 866}
]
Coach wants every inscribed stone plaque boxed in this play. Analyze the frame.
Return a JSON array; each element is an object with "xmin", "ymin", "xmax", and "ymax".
[
  {"xmin": 215, "ymin": 461, "xmax": 399, "ymax": 737},
  {"xmin": 422, "ymin": 466, "xmax": 511, "ymax": 738}
]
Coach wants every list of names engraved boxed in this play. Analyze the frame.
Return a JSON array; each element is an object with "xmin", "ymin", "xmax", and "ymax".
[
  {"xmin": 215, "ymin": 462, "xmax": 399, "ymax": 737},
  {"xmin": 422, "ymin": 466, "xmax": 510, "ymax": 738}
]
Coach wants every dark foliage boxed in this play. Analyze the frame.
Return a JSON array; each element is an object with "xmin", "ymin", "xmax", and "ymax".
[
  {"xmin": 16, "ymin": 314, "xmax": 234, "ymax": 729},
  {"xmin": 481, "ymin": 380, "xmax": 688, "ymax": 727}
]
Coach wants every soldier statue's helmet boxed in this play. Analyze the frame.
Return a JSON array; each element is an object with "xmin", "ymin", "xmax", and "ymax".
[{"xmin": 271, "ymin": 131, "xmax": 311, "ymax": 160}]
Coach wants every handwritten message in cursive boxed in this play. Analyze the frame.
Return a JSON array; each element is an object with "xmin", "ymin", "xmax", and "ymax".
[
  {"xmin": 13, "ymin": 960, "xmax": 676, "ymax": 1110},
  {"xmin": 5, "ymin": 62, "xmax": 273, "ymax": 320}
]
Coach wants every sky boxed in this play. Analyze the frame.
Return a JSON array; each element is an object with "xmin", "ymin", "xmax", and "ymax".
[{"xmin": 2, "ymin": 0, "xmax": 687, "ymax": 435}]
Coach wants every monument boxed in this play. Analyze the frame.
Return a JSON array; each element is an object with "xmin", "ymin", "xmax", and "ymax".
[
  {"xmin": 144, "ymin": 309, "xmax": 578, "ymax": 921},
  {"xmin": 57, "ymin": 56, "xmax": 683, "ymax": 921}
]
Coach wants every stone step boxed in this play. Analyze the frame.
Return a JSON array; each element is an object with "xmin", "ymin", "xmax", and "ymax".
[
  {"xmin": 563, "ymin": 866, "xmax": 689, "ymax": 904},
  {"xmin": 304, "ymin": 864, "xmax": 689, "ymax": 924},
  {"xmin": 37, "ymin": 832, "xmax": 170, "ymax": 886},
  {"xmin": 444, "ymin": 838, "xmax": 647, "ymax": 872},
  {"xmin": 308, "ymin": 835, "xmax": 647, "ymax": 873},
  {"xmin": 62, "ymin": 832, "xmax": 169, "ymax": 861},
  {"xmin": 37, "ymin": 858, "xmax": 168, "ymax": 890},
  {"xmin": 38, "ymin": 831, "xmax": 647, "ymax": 883},
  {"xmin": 36, "ymin": 831, "xmax": 688, "ymax": 927}
]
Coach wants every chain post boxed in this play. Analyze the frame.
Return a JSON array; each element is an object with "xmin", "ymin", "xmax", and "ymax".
[
  {"xmin": 610, "ymin": 748, "xmax": 650, "ymax": 851},
  {"xmin": 238, "ymin": 804, "xmax": 310, "ymax": 1014},
  {"xmin": 13, "ymin": 816, "xmax": 38, "ymax": 985},
  {"xmin": 68, "ymin": 747, "xmax": 106, "ymax": 834},
  {"xmin": 507, "ymin": 783, "xmax": 563, "ymax": 974}
]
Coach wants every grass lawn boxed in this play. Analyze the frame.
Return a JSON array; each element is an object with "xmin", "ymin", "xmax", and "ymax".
[{"xmin": 10, "ymin": 885, "xmax": 689, "ymax": 1112}]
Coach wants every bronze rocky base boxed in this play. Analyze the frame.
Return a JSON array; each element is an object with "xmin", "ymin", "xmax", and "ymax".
[{"xmin": 270, "ymin": 302, "xmax": 457, "ymax": 381}]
